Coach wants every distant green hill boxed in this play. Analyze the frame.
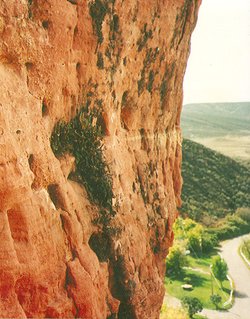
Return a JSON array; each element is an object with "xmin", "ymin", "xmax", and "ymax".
[
  {"xmin": 181, "ymin": 139, "xmax": 250, "ymax": 221},
  {"xmin": 181, "ymin": 102, "xmax": 250, "ymax": 138}
]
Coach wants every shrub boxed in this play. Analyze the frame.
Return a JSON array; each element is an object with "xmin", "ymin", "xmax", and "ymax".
[
  {"xmin": 236, "ymin": 207, "xmax": 250, "ymax": 223},
  {"xmin": 166, "ymin": 244, "xmax": 188, "ymax": 277},
  {"xmin": 208, "ymin": 214, "xmax": 250, "ymax": 240},
  {"xmin": 210, "ymin": 294, "xmax": 222, "ymax": 309},
  {"xmin": 184, "ymin": 276, "xmax": 192, "ymax": 284},
  {"xmin": 181, "ymin": 297, "xmax": 203, "ymax": 318},
  {"xmin": 201, "ymin": 231, "xmax": 218, "ymax": 253},
  {"xmin": 211, "ymin": 256, "xmax": 228, "ymax": 288}
]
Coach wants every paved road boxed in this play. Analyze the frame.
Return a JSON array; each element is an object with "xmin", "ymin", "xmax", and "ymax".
[
  {"xmin": 202, "ymin": 234, "xmax": 250, "ymax": 319},
  {"xmin": 164, "ymin": 234, "xmax": 250, "ymax": 319}
]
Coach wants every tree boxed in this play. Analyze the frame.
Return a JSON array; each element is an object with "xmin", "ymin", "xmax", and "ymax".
[
  {"xmin": 210, "ymin": 294, "xmax": 222, "ymax": 309},
  {"xmin": 187, "ymin": 231, "xmax": 202, "ymax": 256},
  {"xmin": 181, "ymin": 297, "xmax": 203, "ymax": 318},
  {"xmin": 212, "ymin": 256, "xmax": 228, "ymax": 289},
  {"xmin": 166, "ymin": 244, "xmax": 188, "ymax": 277},
  {"xmin": 201, "ymin": 231, "xmax": 218, "ymax": 253},
  {"xmin": 236, "ymin": 207, "xmax": 250, "ymax": 223}
]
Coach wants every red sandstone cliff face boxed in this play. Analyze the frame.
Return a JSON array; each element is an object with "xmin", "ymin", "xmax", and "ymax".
[{"xmin": 0, "ymin": 1, "xmax": 200, "ymax": 318}]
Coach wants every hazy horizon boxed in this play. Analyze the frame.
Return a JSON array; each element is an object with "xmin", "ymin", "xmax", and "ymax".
[{"xmin": 183, "ymin": 101, "xmax": 250, "ymax": 106}]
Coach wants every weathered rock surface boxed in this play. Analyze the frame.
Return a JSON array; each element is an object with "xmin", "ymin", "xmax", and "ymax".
[{"xmin": 0, "ymin": 0, "xmax": 200, "ymax": 318}]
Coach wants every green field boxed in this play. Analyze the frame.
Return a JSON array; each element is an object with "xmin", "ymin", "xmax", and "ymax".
[
  {"xmin": 186, "ymin": 254, "xmax": 214, "ymax": 272},
  {"xmin": 165, "ymin": 255, "xmax": 231, "ymax": 310}
]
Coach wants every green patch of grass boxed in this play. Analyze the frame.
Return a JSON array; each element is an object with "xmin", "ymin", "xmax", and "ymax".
[
  {"xmin": 186, "ymin": 254, "xmax": 214, "ymax": 272},
  {"xmin": 242, "ymin": 241, "xmax": 250, "ymax": 262},
  {"xmin": 193, "ymin": 315, "xmax": 208, "ymax": 319},
  {"xmin": 165, "ymin": 269, "xmax": 230, "ymax": 310}
]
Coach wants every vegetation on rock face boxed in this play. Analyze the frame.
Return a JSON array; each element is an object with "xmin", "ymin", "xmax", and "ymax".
[
  {"xmin": 89, "ymin": 0, "xmax": 109, "ymax": 44},
  {"xmin": 50, "ymin": 107, "xmax": 113, "ymax": 211},
  {"xmin": 181, "ymin": 139, "xmax": 250, "ymax": 222},
  {"xmin": 136, "ymin": 23, "xmax": 153, "ymax": 52},
  {"xmin": 137, "ymin": 47, "xmax": 159, "ymax": 96}
]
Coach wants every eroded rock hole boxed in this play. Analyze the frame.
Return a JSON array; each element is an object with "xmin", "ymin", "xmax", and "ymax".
[
  {"xmin": 28, "ymin": 154, "xmax": 34, "ymax": 168},
  {"xmin": 42, "ymin": 98, "xmax": 49, "ymax": 116},
  {"xmin": 42, "ymin": 20, "xmax": 49, "ymax": 29},
  {"xmin": 25, "ymin": 62, "xmax": 33, "ymax": 71},
  {"xmin": 76, "ymin": 62, "xmax": 81, "ymax": 71},
  {"xmin": 67, "ymin": 0, "xmax": 78, "ymax": 4},
  {"xmin": 47, "ymin": 184, "xmax": 63, "ymax": 209},
  {"xmin": 28, "ymin": 154, "xmax": 37, "ymax": 189},
  {"xmin": 73, "ymin": 25, "xmax": 78, "ymax": 37},
  {"xmin": 65, "ymin": 265, "xmax": 76, "ymax": 289},
  {"xmin": 8, "ymin": 209, "xmax": 28, "ymax": 242},
  {"xmin": 28, "ymin": 0, "xmax": 33, "ymax": 18},
  {"xmin": 121, "ymin": 91, "xmax": 128, "ymax": 108},
  {"xmin": 89, "ymin": 232, "xmax": 110, "ymax": 262}
]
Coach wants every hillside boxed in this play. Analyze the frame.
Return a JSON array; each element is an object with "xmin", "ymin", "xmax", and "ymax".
[
  {"xmin": 181, "ymin": 139, "xmax": 250, "ymax": 221},
  {"xmin": 181, "ymin": 102, "xmax": 250, "ymax": 138}
]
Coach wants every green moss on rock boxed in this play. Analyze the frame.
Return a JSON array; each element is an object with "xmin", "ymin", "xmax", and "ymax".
[{"xmin": 50, "ymin": 107, "xmax": 113, "ymax": 210}]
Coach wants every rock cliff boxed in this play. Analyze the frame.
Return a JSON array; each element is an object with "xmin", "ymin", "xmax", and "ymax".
[{"xmin": 0, "ymin": 0, "xmax": 200, "ymax": 318}]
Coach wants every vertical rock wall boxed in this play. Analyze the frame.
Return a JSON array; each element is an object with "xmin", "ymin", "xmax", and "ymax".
[{"xmin": 0, "ymin": 0, "xmax": 201, "ymax": 318}]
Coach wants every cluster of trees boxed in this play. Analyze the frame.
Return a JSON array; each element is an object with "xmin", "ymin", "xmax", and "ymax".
[
  {"xmin": 166, "ymin": 244, "xmax": 187, "ymax": 277},
  {"xmin": 173, "ymin": 218, "xmax": 218, "ymax": 256},
  {"xmin": 208, "ymin": 207, "xmax": 250, "ymax": 240}
]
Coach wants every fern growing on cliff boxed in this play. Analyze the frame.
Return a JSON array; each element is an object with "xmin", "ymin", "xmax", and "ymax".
[{"xmin": 50, "ymin": 107, "xmax": 113, "ymax": 211}]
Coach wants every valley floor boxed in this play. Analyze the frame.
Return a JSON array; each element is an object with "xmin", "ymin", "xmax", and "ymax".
[
  {"xmin": 164, "ymin": 234, "xmax": 250, "ymax": 319},
  {"xmin": 191, "ymin": 135, "xmax": 250, "ymax": 162}
]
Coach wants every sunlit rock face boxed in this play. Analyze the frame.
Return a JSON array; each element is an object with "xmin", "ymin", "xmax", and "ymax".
[{"xmin": 0, "ymin": 0, "xmax": 200, "ymax": 318}]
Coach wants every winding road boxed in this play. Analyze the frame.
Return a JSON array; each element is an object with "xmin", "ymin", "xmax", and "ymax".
[
  {"xmin": 201, "ymin": 234, "xmax": 250, "ymax": 319},
  {"xmin": 164, "ymin": 234, "xmax": 250, "ymax": 319}
]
